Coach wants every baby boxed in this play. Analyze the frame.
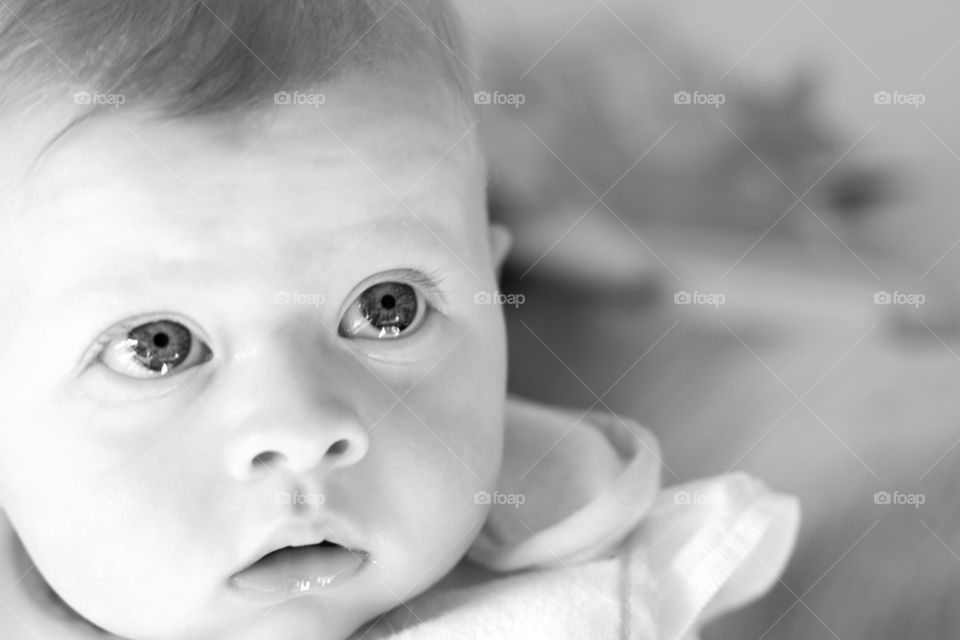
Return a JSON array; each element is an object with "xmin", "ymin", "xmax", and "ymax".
[{"xmin": 0, "ymin": 2, "xmax": 799, "ymax": 639}]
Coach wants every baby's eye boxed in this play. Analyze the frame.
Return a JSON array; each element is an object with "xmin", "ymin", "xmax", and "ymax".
[
  {"xmin": 99, "ymin": 319, "xmax": 213, "ymax": 379},
  {"xmin": 339, "ymin": 281, "xmax": 427, "ymax": 339}
]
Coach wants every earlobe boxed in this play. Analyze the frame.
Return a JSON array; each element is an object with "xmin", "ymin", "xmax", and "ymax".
[{"xmin": 488, "ymin": 223, "xmax": 512, "ymax": 277}]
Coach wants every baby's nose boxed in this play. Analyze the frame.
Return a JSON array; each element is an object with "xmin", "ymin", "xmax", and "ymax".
[
  {"xmin": 232, "ymin": 421, "xmax": 369, "ymax": 479},
  {"xmin": 219, "ymin": 345, "xmax": 371, "ymax": 480}
]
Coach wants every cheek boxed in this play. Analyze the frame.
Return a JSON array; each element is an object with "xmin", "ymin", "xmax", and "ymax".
[
  {"xmin": 7, "ymin": 453, "xmax": 238, "ymax": 637},
  {"xmin": 382, "ymin": 330, "xmax": 506, "ymax": 524},
  {"xmin": 364, "ymin": 398, "xmax": 499, "ymax": 597},
  {"xmin": 409, "ymin": 320, "xmax": 505, "ymax": 474},
  {"xmin": 0, "ymin": 395, "xmax": 225, "ymax": 627}
]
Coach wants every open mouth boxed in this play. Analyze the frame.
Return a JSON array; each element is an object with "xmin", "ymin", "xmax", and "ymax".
[{"xmin": 229, "ymin": 540, "xmax": 369, "ymax": 603}]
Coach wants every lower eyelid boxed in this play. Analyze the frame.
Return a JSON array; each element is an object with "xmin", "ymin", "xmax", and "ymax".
[
  {"xmin": 74, "ymin": 334, "xmax": 116, "ymax": 376},
  {"xmin": 74, "ymin": 363, "xmax": 202, "ymax": 403},
  {"xmin": 347, "ymin": 305, "xmax": 442, "ymax": 352}
]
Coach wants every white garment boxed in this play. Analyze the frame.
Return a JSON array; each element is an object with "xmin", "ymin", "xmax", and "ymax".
[{"xmin": 365, "ymin": 396, "xmax": 801, "ymax": 639}]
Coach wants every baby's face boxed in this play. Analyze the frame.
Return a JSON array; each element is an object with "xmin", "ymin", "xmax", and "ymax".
[{"xmin": 0, "ymin": 76, "xmax": 507, "ymax": 640}]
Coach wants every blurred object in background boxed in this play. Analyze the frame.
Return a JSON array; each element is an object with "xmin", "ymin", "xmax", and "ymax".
[
  {"xmin": 462, "ymin": 0, "xmax": 960, "ymax": 638},
  {"xmin": 466, "ymin": 1, "xmax": 901, "ymax": 291}
]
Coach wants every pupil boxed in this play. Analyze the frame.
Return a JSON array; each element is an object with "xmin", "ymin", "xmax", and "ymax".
[
  {"xmin": 128, "ymin": 321, "xmax": 192, "ymax": 373},
  {"xmin": 356, "ymin": 283, "xmax": 417, "ymax": 335}
]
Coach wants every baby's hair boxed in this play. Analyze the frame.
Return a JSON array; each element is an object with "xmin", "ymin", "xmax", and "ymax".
[{"xmin": 0, "ymin": 0, "xmax": 472, "ymax": 119}]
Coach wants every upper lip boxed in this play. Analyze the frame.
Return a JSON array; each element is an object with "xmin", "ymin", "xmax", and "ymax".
[{"xmin": 232, "ymin": 519, "xmax": 364, "ymax": 577}]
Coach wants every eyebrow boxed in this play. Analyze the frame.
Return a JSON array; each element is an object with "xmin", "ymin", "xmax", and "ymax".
[
  {"xmin": 27, "ymin": 110, "xmax": 99, "ymax": 182},
  {"xmin": 58, "ymin": 221, "xmax": 462, "ymax": 301}
]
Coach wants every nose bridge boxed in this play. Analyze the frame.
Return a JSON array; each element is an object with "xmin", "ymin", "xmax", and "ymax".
[
  {"xmin": 261, "ymin": 340, "xmax": 347, "ymax": 413},
  {"xmin": 221, "ymin": 331, "xmax": 370, "ymax": 479}
]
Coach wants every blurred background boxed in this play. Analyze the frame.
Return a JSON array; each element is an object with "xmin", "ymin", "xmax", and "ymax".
[{"xmin": 460, "ymin": 1, "xmax": 960, "ymax": 638}]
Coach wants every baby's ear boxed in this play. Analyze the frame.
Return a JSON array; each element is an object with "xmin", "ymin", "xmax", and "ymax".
[{"xmin": 488, "ymin": 223, "xmax": 512, "ymax": 278}]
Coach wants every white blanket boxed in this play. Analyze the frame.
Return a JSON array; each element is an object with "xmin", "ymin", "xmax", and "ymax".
[{"xmin": 360, "ymin": 397, "xmax": 801, "ymax": 639}]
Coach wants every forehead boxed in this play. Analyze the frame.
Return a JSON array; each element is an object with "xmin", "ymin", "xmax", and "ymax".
[{"xmin": 9, "ymin": 77, "xmax": 485, "ymax": 266}]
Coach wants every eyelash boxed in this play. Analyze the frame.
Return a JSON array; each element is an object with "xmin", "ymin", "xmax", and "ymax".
[{"xmin": 378, "ymin": 268, "xmax": 448, "ymax": 308}]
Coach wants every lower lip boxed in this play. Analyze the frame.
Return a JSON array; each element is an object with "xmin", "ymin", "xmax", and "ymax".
[{"xmin": 229, "ymin": 545, "xmax": 369, "ymax": 603}]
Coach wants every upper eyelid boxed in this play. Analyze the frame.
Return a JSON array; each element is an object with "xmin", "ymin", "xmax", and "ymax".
[
  {"xmin": 360, "ymin": 268, "xmax": 448, "ymax": 310},
  {"xmin": 103, "ymin": 312, "xmax": 207, "ymax": 343}
]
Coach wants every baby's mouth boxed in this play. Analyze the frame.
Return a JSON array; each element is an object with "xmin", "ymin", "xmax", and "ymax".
[{"xmin": 229, "ymin": 540, "xmax": 369, "ymax": 603}]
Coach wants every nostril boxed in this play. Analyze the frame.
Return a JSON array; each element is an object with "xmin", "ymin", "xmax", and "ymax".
[
  {"xmin": 242, "ymin": 438, "xmax": 360, "ymax": 477},
  {"xmin": 253, "ymin": 451, "xmax": 284, "ymax": 470},
  {"xmin": 327, "ymin": 439, "xmax": 349, "ymax": 456}
]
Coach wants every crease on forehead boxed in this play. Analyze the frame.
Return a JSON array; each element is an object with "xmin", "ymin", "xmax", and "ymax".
[
  {"xmin": 0, "ymin": 81, "xmax": 489, "ymax": 306},
  {"xmin": 17, "ymin": 106, "xmax": 481, "ymax": 239},
  {"xmin": 6, "ymin": 189, "xmax": 481, "ymax": 319},
  {"xmin": 18, "ymin": 199, "xmax": 475, "ymax": 296},
  {"xmin": 37, "ymin": 112, "xmax": 472, "ymax": 186}
]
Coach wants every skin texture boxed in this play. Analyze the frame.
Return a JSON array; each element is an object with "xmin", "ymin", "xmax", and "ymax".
[{"xmin": 0, "ymin": 75, "xmax": 511, "ymax": 640}]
